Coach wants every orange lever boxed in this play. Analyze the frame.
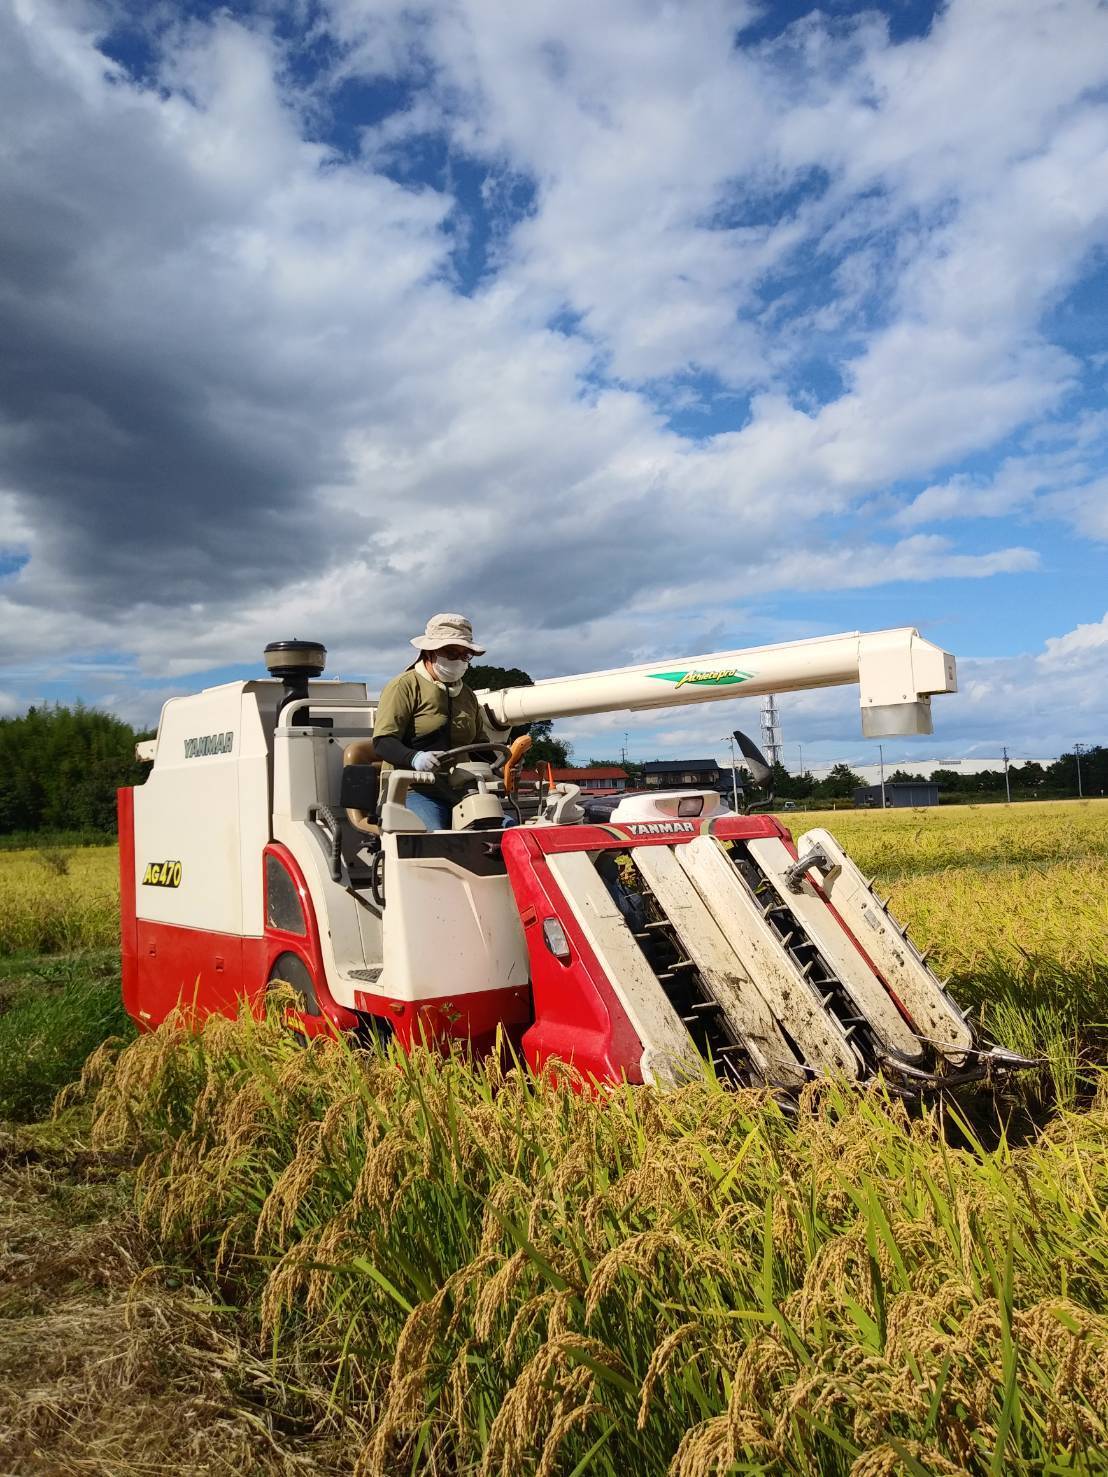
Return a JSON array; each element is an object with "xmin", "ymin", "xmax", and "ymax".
[{"xmin": 503, "ymin": 733, "xmax": 533, "ymax": 793}]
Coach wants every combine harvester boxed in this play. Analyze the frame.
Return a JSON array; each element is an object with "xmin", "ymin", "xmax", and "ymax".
[{"xmin": 118, "ymin": 628, "xmax": 1031, "ymax": 1094}]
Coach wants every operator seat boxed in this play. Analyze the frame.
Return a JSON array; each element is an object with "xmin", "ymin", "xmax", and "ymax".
[{"xmin": 341, "ymin": 738, "xmax": 382, "ymax": 835}]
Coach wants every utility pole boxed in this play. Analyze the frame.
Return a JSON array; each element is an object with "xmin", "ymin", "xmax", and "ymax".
[
  {"xmin": 724, "ymin": 734, "xmax": 740, "ymax": 812},
  {"xmin": 878, "ymin": 742, "xmax": 886, "ymax": 809},
  {"xmin": 1002, "ymin": 745, "xmax": 1011, "ymax": 804},
  {"xmin": 1075, "ymin": 742, "xmax": 1086, "ymax": 799}
]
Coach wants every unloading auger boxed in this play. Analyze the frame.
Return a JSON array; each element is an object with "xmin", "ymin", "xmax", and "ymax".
[{"xmin": 117, "ymin": 626, "xmax": 1034, "ymax": 1094}]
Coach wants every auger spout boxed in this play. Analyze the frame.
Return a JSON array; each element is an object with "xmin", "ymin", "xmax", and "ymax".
[{"xmin": 477, "ymin": 626, "xmax": 957, "ymax": 739}]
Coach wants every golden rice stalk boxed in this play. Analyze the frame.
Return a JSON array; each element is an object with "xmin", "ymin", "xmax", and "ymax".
[
  {"xmin": 729, "ymin": 1331, "xmax": 799, "ymax": 1411},
  {"xmin": 214, "ymin": 1211, "xmax": 253, "ymax": 1277},
  {"xmin": 637, "ymin": 1321, "xmax": 704, "ymax": 1429},
  {"xmin": 360, "ymin": 1265, "xmax": 472, "ymax": 1473},
  {"xmin": 584, "ymin": 1230, "xmax": 729, "ymax": 1323},
  {"xmin": 503, "ymin": 1288, "xmax": 561, "ymax": 1367},
  {"xmin": 1014, "ymin": 1299, "xmax": 1108, "ymax": 1444},
  {"xmin": 849, "ymin": 1441, "xmax": 965, "ymax": 1477},
  {"xmin": 442, "ymin": 1250, "xmax": 498, "ymax": 1341},
  {"xmin": 473, "ymin": 1249, "xmax": 530, "ymax": 1341},
  {"xmin": 52, "ymin": 1033, "xmax": 128, "ymax": 1116},
  {"xmin": 259, "ymin": 1232, "xmax": 322, "ymax": 1338},
  {"xmin": 254, "ymin": 1118, "xmax": 325, "ymax": 1249},
  {"xmin": 352, "ymin": 1135, "xmax": 413, "ymax": 1215},
  {"xmin": 480, "ymin": 1334, "xmax": 628, "ymax": 1477},
  {"xmin": 535, "ymin": 1398, "xmax": 603, "ymax": 1477},
  {"xmin": 477, "ymin": 1175, "xmax": 534, "ymax": 1256}
]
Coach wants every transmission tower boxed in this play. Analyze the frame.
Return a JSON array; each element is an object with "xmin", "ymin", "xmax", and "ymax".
[{"xmin": 760, "ymin": 694, "xmax": 783, "ymax": 767}]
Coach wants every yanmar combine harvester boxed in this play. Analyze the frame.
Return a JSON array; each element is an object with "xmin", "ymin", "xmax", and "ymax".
[{"xmin": 118, "ymin": 627, "xmax": 1031, "ymax": 1093}]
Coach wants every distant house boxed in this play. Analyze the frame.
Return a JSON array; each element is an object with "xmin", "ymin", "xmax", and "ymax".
[
  {"xmin": 855, "ymin": 781, "xmax": 939, "ymax": 809},
  {"xmin": 642, "ymin": 759, "xmax": 724, "ymax": 789},
  {"xmin": 519, "ymin": 765, "xmax": 630, "ymax": 792}
]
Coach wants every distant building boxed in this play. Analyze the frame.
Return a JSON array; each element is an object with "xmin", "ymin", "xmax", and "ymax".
[
  {"xmin": 855, "ymin": 781, "xmax": 939, "ymax": 809},
  {"xmin": 519, "ymin": 765, "xmax": 630, "ymax": 792},
  {"xmin": 642, "ymin": 759, "xmax": 724, "ymax": 789}
]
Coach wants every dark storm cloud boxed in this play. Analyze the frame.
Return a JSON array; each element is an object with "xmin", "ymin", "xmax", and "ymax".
[
  {"xmin": 1, "ymin": 0, "xmax": 1105, "ymax": 766},
  {"xmin": 0, "ymin": 12, "xmax": 340, "ymax": 621},
  {"xmin": 0, "ymin": 289, "xmax": 352, "ymax": 610}
]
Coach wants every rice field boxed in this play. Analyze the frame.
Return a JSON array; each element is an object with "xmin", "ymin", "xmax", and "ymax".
[
  {"xmin": 70, "ymin": 1007, "xmax": 1108, "ymax": 1476},
  {"xmin": 4, "ymin": 800, "xmax": 1108, "ymax": 1474},
  {"xmin": 0, "ymin": 843, "xmax": 118, "ymax": 955}
]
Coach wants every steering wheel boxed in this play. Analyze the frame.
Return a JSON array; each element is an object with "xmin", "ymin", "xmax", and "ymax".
[{"xmin": 431, "ymin": 741, "xmax": 512, "ymax": 773}]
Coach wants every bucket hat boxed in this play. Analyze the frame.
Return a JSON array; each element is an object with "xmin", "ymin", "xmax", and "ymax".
[{"xmin": 409, "ymin": 613, "xmax": 486, "ymax": 656}]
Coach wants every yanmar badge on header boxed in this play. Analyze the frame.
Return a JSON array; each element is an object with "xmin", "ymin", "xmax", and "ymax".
[{"xmin": 623, "ymin": 820, "xmax": 696, "ymax": 836}]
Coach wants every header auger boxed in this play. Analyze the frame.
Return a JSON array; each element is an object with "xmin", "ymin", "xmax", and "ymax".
[{"xmin": 118, "ymin": 626, "xmax": 1033, "ymax": 1095}]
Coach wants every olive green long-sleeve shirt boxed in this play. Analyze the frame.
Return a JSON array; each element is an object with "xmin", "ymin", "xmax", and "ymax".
[{"xmin": 372, "ymin": 664, "xmax": 488, "ymax": 807}]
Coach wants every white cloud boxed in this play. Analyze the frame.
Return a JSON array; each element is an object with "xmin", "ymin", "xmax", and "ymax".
[
  {"xmin": 1044, "ymin": 478, "xmax": 1108, "ymax": 542},
  {"xmin": 891, "ymin": 411, "xmax": 1108, "ymax": 537},
  {"xmin": 0, "ymin": 0, "xmax": 1105, "ymax": 760},
  {"xmin": 1039, "ymin": 611, "xmax": 1108, "ymax": 663}
]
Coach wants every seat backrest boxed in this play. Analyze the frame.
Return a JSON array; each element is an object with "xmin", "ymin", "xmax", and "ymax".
[{"xmin": 342, "ymin": 738, "xmax": 382, "ymax": 835}]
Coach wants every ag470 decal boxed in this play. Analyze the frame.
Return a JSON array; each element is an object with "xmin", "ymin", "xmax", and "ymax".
[{"xmin": 142, "ymin": 860, "xmax": 182, "ymax": 888}]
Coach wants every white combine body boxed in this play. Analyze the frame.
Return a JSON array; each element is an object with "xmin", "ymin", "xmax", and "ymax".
[{"xmin": 118, "ymin": 627, "xmax": 1030, "ymax": 1092}]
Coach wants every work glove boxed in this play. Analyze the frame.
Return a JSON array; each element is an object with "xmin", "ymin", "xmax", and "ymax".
[{"xmin": 411, "ymin": 750, "xmax": 442, "ymax": 773}]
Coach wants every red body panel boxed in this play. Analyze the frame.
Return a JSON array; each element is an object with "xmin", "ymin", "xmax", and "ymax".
[
  {"xmin": 261, "ymin": 843, "xmax": 361, "ymax": 1037},
  {"xmin": 120, "ymin": 809, "xmax": 359, "ymax": 1035},
  {"xmin": 502, "ymin": 828, "xmax": 646, "ymax": 1084},
  {"xmin": 119, "ymin": 797, "xmax": 526, "ymax": 1045},
  {"xmin": 351, "ymin": 982, "xmax": 532, "ymax": 1054},
  {"xmin": 117, "ymin": 788, "xmax": 139, "ymax": 1025},
  {"xmin": 501, "ymin": 814, "xmax": 794, "ymax": 1086}
]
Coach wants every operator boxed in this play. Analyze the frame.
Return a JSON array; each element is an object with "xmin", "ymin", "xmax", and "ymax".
[{"xmin": 372, "ymin": 613, "xmax": 495, "ymax": 831}]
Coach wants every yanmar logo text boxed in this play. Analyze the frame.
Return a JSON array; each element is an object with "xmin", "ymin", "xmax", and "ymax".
[
  {"xmin": 184, "ymin": 731, "xmax": 234, "ymax": 759},
  {"xmin": 623, "ymin": 820, "xmax": 696, "ymax": 836}
]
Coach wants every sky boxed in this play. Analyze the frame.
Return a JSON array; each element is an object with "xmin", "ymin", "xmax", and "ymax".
[{"xmin": 1, "ymin": 0, "xmax": 1106, "ymax": 771}]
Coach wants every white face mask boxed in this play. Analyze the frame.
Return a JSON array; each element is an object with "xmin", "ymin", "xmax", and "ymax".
[{"xmin": 432, "ymin": 655, "xmax": 468, "ymax": 684}]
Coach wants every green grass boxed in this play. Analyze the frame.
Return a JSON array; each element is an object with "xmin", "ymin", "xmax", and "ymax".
[
  {"xmin": 0, "ymin": 952, "xmax": 134, "ymax": 1121},
  {"xmin": 0, "ymin": 829, "xmax": 117, "ymax": 851},
  {"xmin": 71, "ymin": 1010, "xmax": 1108, "ymax": 1477},
  {"xmin": 0, "ymin": 844, "xmax": 119, "ymax": 954},
  {"xmin": 1, "ymin": 801, "xmax": 1105, "ymax": 1473}
]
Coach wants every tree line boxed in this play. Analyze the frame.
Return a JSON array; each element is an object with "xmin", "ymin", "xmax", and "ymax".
[
  {"xmin": 0, "ymin": 673, "xmax": 570, "ymax": 840},
  {"xmin": 812, "ymin": 753, "xmax": 1105, "ymax": 802},
  {"xmin": 741, "ymin": 754, "xmax": 1106, "ymax": 803},
  {"xmin": 1, "ymin": 699, "xmax": 1101, "ymax": 839},
  {"xmin": 590, "ymin": 751, "xmax": 1107, "ymax": 803},
  {"xmin": 0, "ymin": 705, "xmax": 153, "ymax": 836}
]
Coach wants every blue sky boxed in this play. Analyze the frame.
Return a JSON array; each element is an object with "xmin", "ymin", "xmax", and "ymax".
[{"xmin": 1, "ymin": 0, "xmax": 1106, "ymax": 770}]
